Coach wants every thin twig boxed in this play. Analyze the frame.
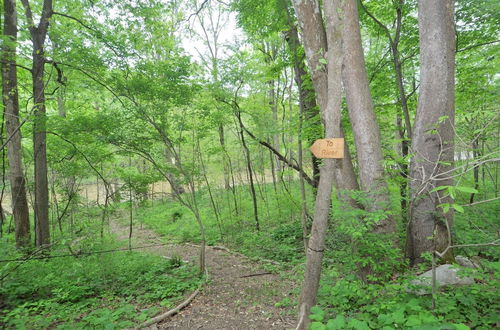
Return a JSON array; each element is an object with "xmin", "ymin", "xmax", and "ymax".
[{"xmin": 462, "ymin": 196, "xmax": 500, "ymax": 207}]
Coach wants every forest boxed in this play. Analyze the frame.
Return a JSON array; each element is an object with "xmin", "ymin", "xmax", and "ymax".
[{"xmin": 0, "ymin": 0, "xmax": 498, "ymax": 329}]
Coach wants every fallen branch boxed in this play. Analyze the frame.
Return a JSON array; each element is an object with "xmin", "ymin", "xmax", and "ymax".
[
  {"xmin": 139, "ymin": 265, "xmax": 209, "ymax": 329},
  {"xmin": 138, "ymin": 286, "xmax": 202, "ymax": 328},
  {"xmin": 240, "ymin": 272, "xmax": 273, "ymax": 278}
]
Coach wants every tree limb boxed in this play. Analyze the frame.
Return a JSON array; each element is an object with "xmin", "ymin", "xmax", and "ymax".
[
  {"xmin": 218, "ymin": 98, "xmax": 316, "ymax": 187},
  {"xmin": 457, "ymin": 39, "xmax": 499, "ymax": 53}
]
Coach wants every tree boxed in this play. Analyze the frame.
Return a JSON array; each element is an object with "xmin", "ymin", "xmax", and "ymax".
[
  {"xmin": 407, "ymin": 0, "xmax": 456, "ymax": 264},
  {"xmin": 2, "ymin": 0, "xmax": 31, "ymax": 248},
  {"xmin": 295, "ymin": 0, "xmax": 345, "ymax": 327},
  {"xmin": 292, "ymin": 0, "xmax": 359, "ymax": 195},
  {"xmin": 360, "ymin": 0, "xmax": 417, "ymax": 220},
  {"xmin": 340, "ymin": 0, "xmax": 394, "ymax": 233},
  {"xmin": 21, "ymin": 0, "xmax": 53, "ymax": 247}
]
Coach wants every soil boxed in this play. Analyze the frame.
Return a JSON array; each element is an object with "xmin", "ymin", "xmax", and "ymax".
[{"xmin": 110, "ymin": 218, "xmax": 297, "ymax": 330}]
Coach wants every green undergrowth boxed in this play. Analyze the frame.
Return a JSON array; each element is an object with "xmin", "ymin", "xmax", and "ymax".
[
  {"xmin": 310, "ymin": 260, "xmax": 499, "ymax": 329},
  {"xmin": 133, "ymin": 179, "xmax": 311, "ymax": 265},
  {"xmin": 114, "ymin": 174, "xmax": 498, "ymax": 329},
  {"xmin": 0, "ymin": 237, "xmax": 201, "ymax": 329},
  {"xmin": 310, "ymin": 181, "xmax": 499, "ymax": 330}
]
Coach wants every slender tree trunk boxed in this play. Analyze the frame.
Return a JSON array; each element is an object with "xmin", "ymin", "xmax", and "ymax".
[
  {"xmin": 236, "ymin": 110, "xmax": 260, "ymax": 231},
  {"xmin": 164, "ymin": 147, "xmax": 185, "ymax": 195},
  {"xmin": 469, "ymin": 138, "xmax": 480, "ymax": 203},
  {"xmin": 269, "ymin": 81, "xmax": 282, "ymax": 176},
  {"xmin": 22, "ymin": 0, "xmax": 53, "ymax": 247},
  {"xmin": 292, "ymin": 0, "xmax": 359, "ymax": 197},
  {"xmin": 198, "ymin": 141, "xmax": 223, "ymax": 241},
  {"xmin": 32, "ymin": 35, "xmax": 50, "ymax": 247},
  {"xmin": 296, "ymin": 1, "xmax": 346, "ymax": 327},
  {"xmin": 297, "ymin": 70, "xmax": 310, "ymax": 251},
  {"xmin": 218, "ymin": 124, "xmax": 231, "ymax": 190},
  {"xmin": 340, "ymin": 0, "xmax": 394, "ymax": 233},
  {"xmin": 284, "ymin": 23, "xmax": 321, "ymax": 188},
  {"xmin": 2, "ymin": 0, "xmax": 30, "ymax": 248},
  {"xmin": 407, "ymin": 0, "xmax": 456, "ymax": 265},
  {"xmin": 128, "ymin": 157, "xmax": 133, "ymax": 251},
  {"xmin": 396, "ymin": 115, "xmax": 409, "ymax": 219}
]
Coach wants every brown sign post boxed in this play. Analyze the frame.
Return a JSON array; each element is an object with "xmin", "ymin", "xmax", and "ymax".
[{"xmin": 310, "ymin": 138, "xmax": 344, "ymax": 159}]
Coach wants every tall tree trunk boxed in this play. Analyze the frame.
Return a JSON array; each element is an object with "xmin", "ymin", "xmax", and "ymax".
[
  {"xmin": 284, "ymin": 23, "xmax": 321, "ymax": 188},
  {"xmin": 407, "ymin": 0, "xmax": 455, "ymax": 265},
  {"xmin": 295, "ymin": 1, "xmax": 351, "ymax": 327},
  {"xmin": 2, "ymin": 0, "xmax": 31, "ymax": 248},
  {"xmin": 269, "ymin": 81, "xmax": 282, "ymax": 176},
  {"xmin": 340, "ymin": 0, "xmax": 394, "ymax": 233},
  {"xmin": 22, "ymin": 0, "xmax": 53, "ymax": 247},
  {"xmin": 32, "ymin": 38, "xmax": 50, "ymax": 247},
  {"xmin": 362, "ymin": 0, "xmax": 411, "ymax": 221}
]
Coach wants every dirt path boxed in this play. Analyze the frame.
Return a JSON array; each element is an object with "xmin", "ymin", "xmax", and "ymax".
[{"xmin": 110, "ymin": 219, "xmax": 297, "ymax": 330}]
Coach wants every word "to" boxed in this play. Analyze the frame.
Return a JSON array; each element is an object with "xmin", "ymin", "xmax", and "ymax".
[{"xmin": 310, "ymin": 138, "xmax": 344, "ymax": 159}]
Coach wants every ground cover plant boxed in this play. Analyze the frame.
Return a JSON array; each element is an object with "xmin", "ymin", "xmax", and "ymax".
[{"xmin": 0, "ymin": 235, "xmax": 201, "ymax": 329}]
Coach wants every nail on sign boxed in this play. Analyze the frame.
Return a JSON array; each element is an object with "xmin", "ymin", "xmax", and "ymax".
[{"xmin": 310, "ymin": 138, "xmax": 344, "ymax": 159}]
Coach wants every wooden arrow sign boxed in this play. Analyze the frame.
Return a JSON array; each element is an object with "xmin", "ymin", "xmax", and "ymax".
[{"xmin": 310, "ymin": 138, "xmax": 344, "ymax": 159}]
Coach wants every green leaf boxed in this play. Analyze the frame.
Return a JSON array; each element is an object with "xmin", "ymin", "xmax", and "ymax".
[
  {"xmin": 318, "ymin": 58, "xmax": 328, "ymax": 65},
  {"xmin": 454, "ymin": 324, "xmax": 470, "ymax": 330},
  {"xmin": 453, "ymin": 204, "xmax": 465, "ymax": 213},
  {"xmin": 310, "ymin": 306, "xmax": 325, "ymax": 321},
  {"xmin": 405, "ymin": 315, "xmax": 422, "ymax": 327},
  {"xmin": 391, "ymin": 310, "xmax": 405, "ymax": 324},
  {"xmin": 311, "ymin": 322, "xmax": 327, "ymax": 330},
  {"xmin": 327, "ymin": 315, "xmax": 346, "ymax": 329},
  {"xmin": 430, "ymin": 186, "xmax": 450, "ymax": 193},
  {"xmin": 454, "ymin": 186, "xmax": 479, "ymax": 194},
  {"xmin": 347, "ymin": 318, "xmax": 370, "ymax": 330}
]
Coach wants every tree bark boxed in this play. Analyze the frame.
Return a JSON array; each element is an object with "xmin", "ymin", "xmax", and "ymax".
[
  {"xmin": 407, "ymin": 0, "xmax": 455, "ymax": 265},
  {"xmin": 2, "ymin": 0, "xmax": 31, "ymax": 248},
  {"xmin": 292, "ymin": 0, "xmax": 359, "ymax": 196},
  {"xmin": 284, "ymin": 23, "xmax": 321, "ymax": 188},
  {"xmin": 340, "ymin": 0, "xmax": 394, "ymax": 233},
  {"xmin": 21, "ymin": 0, "xmax": 53, "ymax": 247},
  {"xmin": 295, "ymin": 0, "xmax": 348, "ymax": 327},
  {"xmin": 361, "ymin": 0, "xmax": 411, "ymax": 220},
  {"xmin": 164, "ymin": 147, "xmax": 185, "ymax": 195}
]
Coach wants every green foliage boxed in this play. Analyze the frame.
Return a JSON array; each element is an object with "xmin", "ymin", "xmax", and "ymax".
[
  {"xmin": 0, "ymin": 241, "xmax": 200, "ymax": 328},
  {"xmin": 313, "ymin": 259, "xmax": 499, "ymax": 329},
  {"xmin": 134, "ymin": 181, "xmax": 310, "ymax": 263},
  {"xmin": 328, "ymin": 191, "xmax": 403, "ymax": 282}
]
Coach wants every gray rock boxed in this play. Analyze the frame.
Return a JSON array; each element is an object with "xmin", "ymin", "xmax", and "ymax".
[
  {"xmin": 455, "ymin": 255, "xmax": 479, "ymax": 268},
  {"xmin": 409, "ymin": 264, "xmax": 474, "ymax": 295}
]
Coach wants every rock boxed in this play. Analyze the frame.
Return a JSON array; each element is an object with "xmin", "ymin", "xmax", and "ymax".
[
  {"xmin": 409, "ymin": 264, "xmax": 474, "ymax": 295},
  {"xmin": 455, "ymin": 255, "xmax": 479, "ymax": 268}
]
